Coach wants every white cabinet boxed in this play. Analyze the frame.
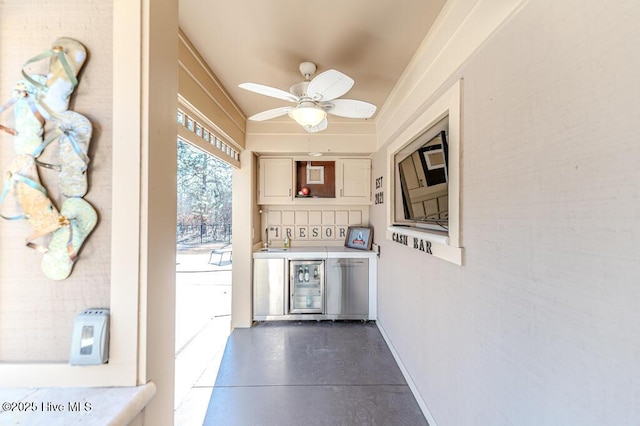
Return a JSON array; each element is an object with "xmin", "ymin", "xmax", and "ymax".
[
  {"xmin": 259, "ymin": 158, "xmax": 293, "ymax": 204},
  {"xmin": 258, "ymin": 157, "xmax": 371, "ymax": 205},
  {"xmin": 337, "ymin": 158, "xmax": 371, "ymax": 204}
]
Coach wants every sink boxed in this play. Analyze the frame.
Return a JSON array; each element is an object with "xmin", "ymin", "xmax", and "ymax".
[{"xmin": 259, "ymin": 248, "xmax": 289, "ymax": 252}]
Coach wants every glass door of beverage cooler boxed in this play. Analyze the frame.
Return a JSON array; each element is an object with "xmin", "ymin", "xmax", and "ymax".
[{"xmin": 289, "ymin": 260, "xmax": 324, "ymax": 314}]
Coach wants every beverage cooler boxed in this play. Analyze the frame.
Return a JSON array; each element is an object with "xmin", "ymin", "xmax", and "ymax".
[{"xmin": 289, "ymin": 260, "xmax": 324, "ymax": 314}]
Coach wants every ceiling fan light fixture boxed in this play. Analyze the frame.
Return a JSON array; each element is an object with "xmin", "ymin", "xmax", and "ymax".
[
  {"xmin": 288, "ymin": 104, "xmax": 326, "ymax": 128},
  {"xmin": 239, "ymin": 62, "xmax": 376, "ymax": 130}
]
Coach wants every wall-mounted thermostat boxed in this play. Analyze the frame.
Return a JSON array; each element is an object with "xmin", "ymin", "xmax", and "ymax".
[{"xmin": 69, "ymin": 308, "xmax": 110, "ymax": 366}]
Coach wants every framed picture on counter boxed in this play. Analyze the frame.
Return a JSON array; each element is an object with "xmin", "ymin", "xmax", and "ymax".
[{"xmin": 344, "ymin": 226, "xmax": 374, "ymax": 251}]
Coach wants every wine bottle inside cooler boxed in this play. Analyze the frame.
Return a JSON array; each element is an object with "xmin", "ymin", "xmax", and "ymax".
[{"xmin": 304, "ymin": 267, "xmax": 310, "ymax": 282}]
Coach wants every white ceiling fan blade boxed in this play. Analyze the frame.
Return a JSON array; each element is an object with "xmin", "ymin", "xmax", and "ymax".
[
  {"xmin": 248, "ymin": 106, "xmax": 293, "ymax": 121},
  {"xmin": 306, "ymin": 70, "xmax": 354, "ymax": 101},
  {"xmin": 304, "ymin": 117, "xmax": 328, "ymax": 133},
  {"xmin": 239, "ymin": 83, "xmax": 299, "ymax": 103},
  {"xmin": 326, "ymin": 99, "xmax": 377, "ymax": 119}
]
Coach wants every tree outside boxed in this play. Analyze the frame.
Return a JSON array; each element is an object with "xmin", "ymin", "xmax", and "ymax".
[
  {"xmin": 174, "ymin": 140, "xmax": 233, "ymax": 424},
  {"xmin": 176, "ymin": 140, "xmax": 232, "ymax": 246}
]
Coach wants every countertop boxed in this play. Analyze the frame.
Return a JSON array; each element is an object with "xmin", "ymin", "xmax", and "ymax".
[
  {"xmin": 253, "ymin": 246, "xmax": 377, "ymax": 259},
  {"xmin": 0, "ymin": 382, "xmax": 155, "ymax": 425}
]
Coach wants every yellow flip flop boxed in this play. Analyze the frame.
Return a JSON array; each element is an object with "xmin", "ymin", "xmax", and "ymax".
[{"xmin": 0, "ymin": 154, "xmax": 63, "ymax": 246}]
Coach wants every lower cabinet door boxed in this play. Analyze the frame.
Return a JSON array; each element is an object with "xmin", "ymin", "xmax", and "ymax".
[
  {"xmin": 253, "ymin": 258, "xmax": 286, "ymax": 317},
  {"xmin": 326, "ymin": 258, "xmax": 369, "ymax": 316}
]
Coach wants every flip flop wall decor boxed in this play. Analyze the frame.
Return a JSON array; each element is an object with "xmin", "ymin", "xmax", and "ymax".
[
  {"xmin": 1, "ymin": 37, "xmax": 98, "ymax": 280},
  {"xmin": 22, "ymin": 37, "xmax": 88, "ymax": 115}
]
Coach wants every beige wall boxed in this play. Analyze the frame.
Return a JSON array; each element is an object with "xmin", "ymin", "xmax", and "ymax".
[
  {"xmin": 0, "ymin": 0, "xmax": 112, "ymax": 362},
  {"xmin": 372, "ymin": 0, "xmax": 640, "ymax": 425}
]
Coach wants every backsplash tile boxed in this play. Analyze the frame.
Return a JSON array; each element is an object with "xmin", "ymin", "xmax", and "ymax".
[
  {"xmin": 322, "ymin": 211, "xmax": 335, "ymax": 225},
  {"xmin": 282, "ymin": 210, "xmax": 295, "ymax": 225},
  {"xmin": 336, "ymin": 211, "xmax": 349, "ymax": 225},
  {"xmin": 309, "ymin": 210, "xmax": 322, "ymax": 224},
  {"xmin": 295, "ymin": 211, "xmax": 309, "ymax": 225},
  {"xmin": 262, "ymin": 206, "xmax": 369, "ymax": 244},
  {"xmin": 268, "ymin": 210, "xmax": 281, "ymax": 225}
]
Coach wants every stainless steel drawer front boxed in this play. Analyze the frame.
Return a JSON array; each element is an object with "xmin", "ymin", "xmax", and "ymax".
[
  {"xmin": 253, "ymin": 258, "xmax": 286, "ymax": 317},
  {"xmin": 326, "ymin": 258, "xmax": 369, "ymax": 316}
]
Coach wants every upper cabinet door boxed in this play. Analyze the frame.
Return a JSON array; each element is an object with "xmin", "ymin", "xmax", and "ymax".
[
  {"xmin": 259, "ymin": 158, "xmax": 293, "ymax": 204},
  {"xmin": 337, "ymin": 158, "xmax": 371, "ymax": 204}
]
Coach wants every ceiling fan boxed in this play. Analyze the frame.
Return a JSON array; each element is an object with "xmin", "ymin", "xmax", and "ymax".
[{"xmin": 239, "ymin": 62, "xmax": 377, "ymax": 133}]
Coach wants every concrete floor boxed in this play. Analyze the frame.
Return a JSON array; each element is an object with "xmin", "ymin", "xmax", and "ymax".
[
  {"xmin": 203, "ymin": 321, "xmax": 428, "ymax": 426},
  {"xmin": 174, "ymin": 250, "xmax": 427, "ymax": 426}
]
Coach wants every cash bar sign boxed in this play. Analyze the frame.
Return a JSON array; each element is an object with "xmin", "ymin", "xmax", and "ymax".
[{"xmin": 392, "ymin": 232, "xmax": 432, "ymax": 255}]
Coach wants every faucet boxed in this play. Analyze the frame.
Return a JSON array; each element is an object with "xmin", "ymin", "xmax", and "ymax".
[{"xmin": 264, "ymin": 227, "xmax": 270, "ymax": 248}]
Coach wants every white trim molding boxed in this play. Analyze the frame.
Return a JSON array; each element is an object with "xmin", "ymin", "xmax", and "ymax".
[{"xmin": 385, "ymin": 79, "xmax": 463, "ymax": 265}]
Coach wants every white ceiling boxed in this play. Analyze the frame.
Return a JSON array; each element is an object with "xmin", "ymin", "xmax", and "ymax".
[{"xmin": 179, "ymin": 0, "xmax": 447, "ymax": 125}]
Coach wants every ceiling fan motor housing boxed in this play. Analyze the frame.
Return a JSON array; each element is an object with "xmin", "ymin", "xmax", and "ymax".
[
  {"xmin": 299, "ymin": 62, "xmax": 317, "ymax": 79},
  {"xmin": 291, "ymin": 62, "xmax": 317, "ymax": 98},
  {"xmin": 290, "ymin": 81, "xmax": 310, "ymax": 98}
]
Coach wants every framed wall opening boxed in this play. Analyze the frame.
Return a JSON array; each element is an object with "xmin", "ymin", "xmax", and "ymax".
[
  {"xmin": 385, "ymin": 80, "xmax": 463, "ymax": 265},
  {"xmin": 395, "ymin": 118, "xmax": 449, "ymax": 231}
]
